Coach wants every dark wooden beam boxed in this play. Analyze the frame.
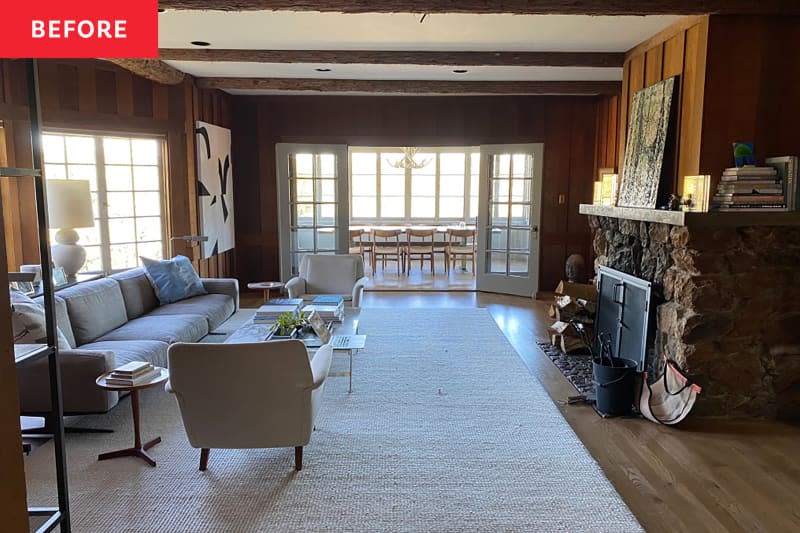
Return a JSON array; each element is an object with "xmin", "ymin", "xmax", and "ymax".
[
  {"xmin": 158, "ymin": 1, "xmax": 799, "ymax": 15},
  {"xmin": 195, "ymin": 77, "xmax": 621, "ymax": 95},
  {"xmin": 159, "ymin": 49, "xmax": 624, "ymax": 68},
  {"xmin": 102, "ymin": 59, "xmax": 186, "ymax": 85}
]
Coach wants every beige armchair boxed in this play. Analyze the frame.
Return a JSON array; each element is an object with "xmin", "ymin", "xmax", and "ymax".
[
  {"xmin": 285, "ymin": 254, "xmax": 369, "ymax": 307},
  {"xmin": 166, "ymin": 340, "xmax": 333, "ymax": 471}
]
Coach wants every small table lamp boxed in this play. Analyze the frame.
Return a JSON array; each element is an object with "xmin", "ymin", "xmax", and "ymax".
[{"xmin": 46, "ymin": 179, "xmax": 94, "ymax": 282}]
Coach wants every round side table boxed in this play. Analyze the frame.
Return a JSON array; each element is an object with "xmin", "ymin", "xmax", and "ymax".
[
  {"xmin": 95, "ymin": 367, "xmax": 169, "ymax": 467},
  {"xmin": 247, "ymin": 281, "xmax": 284, "ymax": 302}
]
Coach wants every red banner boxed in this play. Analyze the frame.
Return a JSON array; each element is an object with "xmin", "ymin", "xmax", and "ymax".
[{"xmin": 0, "ymin": 0, "xmax": 157, "ymax": 58}]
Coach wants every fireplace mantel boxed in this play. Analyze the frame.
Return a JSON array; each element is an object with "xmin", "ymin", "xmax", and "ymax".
[{"xmin": 579, "ymin": 204, "xmax": 800, "ymax": 227}]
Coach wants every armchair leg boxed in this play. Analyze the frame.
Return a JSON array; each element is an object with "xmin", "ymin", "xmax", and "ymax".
[
  {"xmin": 199, "ymin": 448, "xmax": 210, "ymax": 471},
  {"xmin": 295, "ymin": 446, "xmax": 303, "ymax": 471}
]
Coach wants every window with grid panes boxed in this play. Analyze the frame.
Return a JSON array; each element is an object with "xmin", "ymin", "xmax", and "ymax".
[{"xmin": 42, "ymin": 133, "xmax": 165, "ymax": 273}]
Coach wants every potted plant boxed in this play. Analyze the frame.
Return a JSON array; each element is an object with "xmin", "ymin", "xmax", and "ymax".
[{"xmin": 271, "ymin": 311, "xmax": 309, "ymax": 339}]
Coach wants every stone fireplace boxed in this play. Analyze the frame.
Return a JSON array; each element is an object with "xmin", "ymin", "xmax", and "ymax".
[{"xmin": 581, "ymin": 204, "xmax": 800, "ymax": 419}]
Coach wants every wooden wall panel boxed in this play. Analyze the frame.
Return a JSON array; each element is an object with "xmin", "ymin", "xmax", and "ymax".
[
  {"xmin": 233, "ymin": 94, "xmax": 602, "ymax": 292},
  {"xmin": 0, "ymin": 59, "xmax": 234, "ymax": 278},
  {"xmin": 644, "ymin": 44, "xmax": 664, "ymax": 86},
  {"xmin": 677, "ymin": 20, "xmax": 708, "ymax": 190}
]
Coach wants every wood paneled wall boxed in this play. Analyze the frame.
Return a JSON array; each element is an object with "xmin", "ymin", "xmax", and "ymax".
[
  {"xmin": 232, "ymin": 95, "xmax": 604, "ymax": 292},
  {"xmin": 616, "ymin": 16, "xmax": 710, "ymax": 195},
  {"xmin": 0, "ymin": 59, "xmax": 234, "ymax": 278}
]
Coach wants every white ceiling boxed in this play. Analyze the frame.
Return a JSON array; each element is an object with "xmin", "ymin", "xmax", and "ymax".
[{"xmin": 158, "ymin": 11, "xmax": 681, "ymax": 93}]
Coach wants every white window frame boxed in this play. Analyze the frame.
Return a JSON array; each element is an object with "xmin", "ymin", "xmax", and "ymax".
[
  {"xmin": 348, "ymin": 146, "xmax": 480, "ymax": 225},
  {"xmin": 42, "ymin": 130, "xmax": 167, "ymax": 274}
]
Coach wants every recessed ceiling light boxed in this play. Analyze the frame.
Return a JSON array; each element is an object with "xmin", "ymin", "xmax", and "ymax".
[
  {"xmin": 191, "ymin": 41, "xmax": 211, "ymax": 47},
  {"xmin": 315, "ymin": 68, "xmax": 332, "ymax": 72},
  {"xmin": 453, "ymin": 69, "xmax": 469, "ymax": 74}
]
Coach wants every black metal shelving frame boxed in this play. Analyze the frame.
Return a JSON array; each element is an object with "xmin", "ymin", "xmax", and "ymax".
[{"xmin": 2, "ymin": 59, "xmax": 71, "ymax": 532}]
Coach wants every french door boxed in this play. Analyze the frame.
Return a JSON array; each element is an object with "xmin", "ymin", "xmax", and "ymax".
[
  {"xmin": 476, "ymin": 144, "xmax": 543, "ymax": 297},
  {"xmin": 276, "ymin": 144, "xmax": 349, "ymax": 280}
]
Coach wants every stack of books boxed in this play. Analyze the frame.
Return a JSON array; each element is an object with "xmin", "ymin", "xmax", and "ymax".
[
  {"xmin": 253, "ymin": 298, "xmax": 303, "ymax": 324},
  {"xmin": 303, "ymin": 295, "xmax": 344, "ymax": 321},
  {"xmin": 711, "ymin": 166, "xmax": 787, "ymax": 211},
  {"xmin": 766, "ymin": 156, "xmax": 799, "ymax": 210},
  {"xmin": 106, "ymin": 361, "xmax": 160, "ymax": 386}
]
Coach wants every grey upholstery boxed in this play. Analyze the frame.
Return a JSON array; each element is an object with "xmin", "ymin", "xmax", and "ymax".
[
  {"xmin": 167, "ymin": 340, "xmax": 333, "ymax": 471},
  {"xmin": 110, "ymin": 268, "xmax": 159, "ymax": 319},
  {"xmin": 286, "ymin": 254, "xmax": 369, "ymax": 308},
  {"xmin": 148, "ymin": 294, "xmax": 236, "ymax": 331},
  {"xmin": 15, "ymin": 270, "xmax": 240, "ymax": 417},
  {"xmin": 96, "ymin": 314, "xmax": 208, "ymax": 345},
  {"xmin": 58, "ymin": 278, "xmax": 128, "ymax": 346}
]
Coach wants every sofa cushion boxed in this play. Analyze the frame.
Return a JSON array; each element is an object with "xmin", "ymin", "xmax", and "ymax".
[
  {"xmin": 141, "ymin": 255, "xmax": 207, "ymax": 304},
  {"xmin": 147, "ymin": 294, "xmax": 235, "ymax": 331},
  {"xmin": 11, "ymin": 301, "xmax": 70, "ymax": 350},
  {"xmin": 32, "ymin": 294, "xmax": 76, "ymax": 349},
  {"xmin": 95, "ymin": 314, "xmax": 208, "ymax": 345},
  {"xmin": 110, "ymin": 267, "xmax": 158, "ymax": 320},
  {"xmin": 58, "ymin": 278, "xmax": 128, "ymax": 346},
  {"xmin": 79, "ymin": 340, "xmax": 169, "ymax": 368}
]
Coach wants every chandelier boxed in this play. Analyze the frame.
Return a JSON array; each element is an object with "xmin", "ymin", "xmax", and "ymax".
[{"xmin": 385, "ymin": 147, "xmax": 433, "ymax": 169}]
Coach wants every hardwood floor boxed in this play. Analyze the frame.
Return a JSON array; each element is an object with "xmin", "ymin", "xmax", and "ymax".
[{"xmin": 241, "ymin": 290, "xmax": 800, "ymax": 532}]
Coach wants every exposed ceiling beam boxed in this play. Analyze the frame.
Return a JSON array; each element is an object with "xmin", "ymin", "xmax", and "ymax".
[
  {"xmin": 103, "ymin": 59, "xmax": 186, "ymax": 85},
  {"xmin": 158, "ymin": 1, "xmax": 799, "ymax": 15},
  {"xmin": 195, "ymin": 77, "xmax": 621, "ymax": 95},
  {"xmin": 160, "ymin": 49, "xmax": 624, "ymax": 68}
]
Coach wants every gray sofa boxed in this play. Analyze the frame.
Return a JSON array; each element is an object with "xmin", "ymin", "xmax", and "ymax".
[{"xmin": 17, "ymin": 268, "xmax": 239, "ymax": 415}]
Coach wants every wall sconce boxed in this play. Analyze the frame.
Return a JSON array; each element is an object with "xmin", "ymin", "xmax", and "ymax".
[{"xmin": 682, "ymin": 175, "xmax": 711, "ymax": 212}]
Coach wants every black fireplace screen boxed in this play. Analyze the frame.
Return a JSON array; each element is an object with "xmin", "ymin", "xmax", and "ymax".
[{"xmin": 594, "ymin": 266, "xmax": 653, "ymax": 372}]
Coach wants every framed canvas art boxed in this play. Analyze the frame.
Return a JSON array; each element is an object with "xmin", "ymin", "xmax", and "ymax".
[
  {"xmin": 195, "ymin": 121, "xmax": 235, "ymax": 258},
  {"xmin": 618, "ymin": 77, "xmax": 677, "ymax": 209}
]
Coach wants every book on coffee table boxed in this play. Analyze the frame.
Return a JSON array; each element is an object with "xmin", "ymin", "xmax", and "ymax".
[{"xmin": 111, "ymin": 361, "xmax": 153, "ymax": 377}]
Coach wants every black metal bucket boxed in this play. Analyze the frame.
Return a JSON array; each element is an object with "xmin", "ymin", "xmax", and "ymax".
[{"xmin": 592, "ymin": 357, "xmax": 638, "ymax": 416}]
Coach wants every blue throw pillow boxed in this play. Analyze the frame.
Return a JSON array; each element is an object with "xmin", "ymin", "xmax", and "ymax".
[{"xmin": 140, "ymin": 255, "xmax": 207, "ymax": 305}]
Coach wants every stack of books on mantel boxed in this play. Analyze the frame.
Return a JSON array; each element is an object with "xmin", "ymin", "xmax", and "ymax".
[
  {"xmin": 303, "ymin": 295, "xmax": 344, "ymax": 322},
  {"xmin": 711, "ymin": 166, "xmax": 787, "ymax": 211},
  {"xmin": 106, "ymin": 361, "xmax": 160, "ymax": 386},
  {"xmin": 253, "ymin": 298, "xmax": 303, "ymax": 324}
]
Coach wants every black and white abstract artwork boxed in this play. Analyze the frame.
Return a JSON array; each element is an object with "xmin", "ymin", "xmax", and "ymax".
[
  {"xmin": 618, "ymin": 76, "xmax": 676, "ymax": 209},
  {"xmin": 195, "ymin": 121, "xmax": 234, "ymax": 258}
]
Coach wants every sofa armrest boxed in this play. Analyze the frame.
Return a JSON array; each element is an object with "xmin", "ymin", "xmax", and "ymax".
[
  {"xmin": 16, "ymin": 348, "xmax": 119, "ymax": 415},
  {"xmin": 309, "ymin": 345, "xmax": 333, "ymax": 390},
  {"xmin": 352, "ymin": 276, "xmax": 369, "ymax": 308},
  {"xmin": 285, "ymin": 277, "xmax": 306, "ymax": 299},
  {"xmin": 201, "ymin": 278, "xmax": 239, "ymax": 311}
]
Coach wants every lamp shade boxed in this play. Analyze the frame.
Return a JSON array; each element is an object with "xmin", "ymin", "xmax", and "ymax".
[{"xmin": 46, "ymin": 179, "xmax": 94, "ymax": 229}]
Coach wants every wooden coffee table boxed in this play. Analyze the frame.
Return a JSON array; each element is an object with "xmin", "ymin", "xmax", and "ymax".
[
  {"xmin": 95, "ymin": 367, "xmax": 169, "ymax": 467},
  {"xmin": 247, "ymin": 281, "xmax": 284, "ymax": 302}
]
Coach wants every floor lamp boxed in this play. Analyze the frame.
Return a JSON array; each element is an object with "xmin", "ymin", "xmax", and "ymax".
[{"xmin": 46, "ymin": 179, "xmax": 94, "ymax": 282}]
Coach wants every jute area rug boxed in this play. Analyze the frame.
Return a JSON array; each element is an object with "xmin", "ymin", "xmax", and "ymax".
[{"xmin": 24, "ymin": 308, "xmax": 641, "ymax": 532}]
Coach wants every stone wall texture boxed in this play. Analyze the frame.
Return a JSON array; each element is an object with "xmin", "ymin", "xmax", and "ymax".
[{"xmin": 590, "ymin": 215, "xmax": 800, "ymax": 419}]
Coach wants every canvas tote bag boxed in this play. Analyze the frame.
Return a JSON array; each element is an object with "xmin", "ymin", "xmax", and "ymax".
[{"xmin": 639, "ymin": 357, "xmax": 702, "ymax": 425}]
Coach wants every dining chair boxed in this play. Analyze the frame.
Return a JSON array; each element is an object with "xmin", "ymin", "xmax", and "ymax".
[
  {"xmin": 371, "ymin": 228, "xmax": 403, "ymax": 275},
  {"xmin": 405, "ymin": 227, "xmax": 436, "ymax": 276},
  {"xmin": 349, "ymin": 228, "xmax": 370, "ymax": 264},
  {"xmin": 445, "ymin": 228, "xmax": 477, "ymax": 276}
]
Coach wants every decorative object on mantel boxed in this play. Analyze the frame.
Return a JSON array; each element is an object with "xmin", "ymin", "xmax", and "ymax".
[
  {"xmin": 592, "ymin": 181, "xmax": 603, "ymax": 205},
  {"xmin": 732, "ymin": 141, "xmax": 757, "ymax": 167},
  {"xmin": 598, "ymin": 168, "xmax": 618, "ymax": 206},
  {"xmin": 711, "ymin": 166, "xmax": 787, "ymax": 211},
  {"xmin": 195, "ymin": 121, "xmax": 235, "ymax": 258},
  {"xmin": 46, "ymin": 178, "xmax": 94, "ymax": 282},
  {"xmin": 765, "ymin": 156, "xmax": 799, "ymax": 210},
  {"xmin": 618, "ymin": 76, "xmax": 677, "ymax": 209},
  {"xmin": 681, "ymin": 175, "xmax": 711, "ymax": 212}
]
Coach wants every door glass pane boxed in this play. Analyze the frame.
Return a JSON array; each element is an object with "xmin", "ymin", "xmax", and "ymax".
[
  {"xmin": 317, "ymin": 179, "xmax": 336, "ymax": 202},
  {"xmin": 509, "ymin": 253, "xmax": 529, "ymax": 275},
  {"xmin": 319, "ymin": 154, "xmax": 336, "ymax": 178},
  {"xmin": 295, "ymin": 204, "xmax": 314, "ymax": 226},
  {"xmin": 487, "ymin": 228, "xmax": 507, "ymax": 251},
  {"xmin": 491, "ymin": 204, "xmax": 509, "ymax": 225},
  {"xmin": 492, "ymin": 179, "xmax": 509, "ymax": 203},
  {"xmin": 511, "ymin": 178, "xmax": 530, "ymax": 201},
  {"xmin": 488, "ymin": 252, "xmax": 507, "ymax": 273},
  {"xmin": 293, "ymin": 228, "xmax": 314, "ymax": 251},
  {"xmin": 294, "ymin": 179, "xmax": 313, "ymax": 202},
  {"xmin": 510, "ymin": 204, "xmax": 531, "ymax": 226},
  {"xmin": 315, "ymin": 204, "xmax": 336, "ymax": 226},
  {"xmin": 492, "ymin": 154, "xmax": 510, "ymax": 178},
  {"xmin": 316, "ymin": 229, "xmax": 336, "ymax": 250},
  {"xmin": 508, "ymin": 229, "xmax": 530, "ymax": 251},
  {"xmin": 512, "ymin": 154, "xmax": 533, "ymax": 177},
  {"xmin": 292, "ymin": 154, "xmax": 313, "ymax": 177}
]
